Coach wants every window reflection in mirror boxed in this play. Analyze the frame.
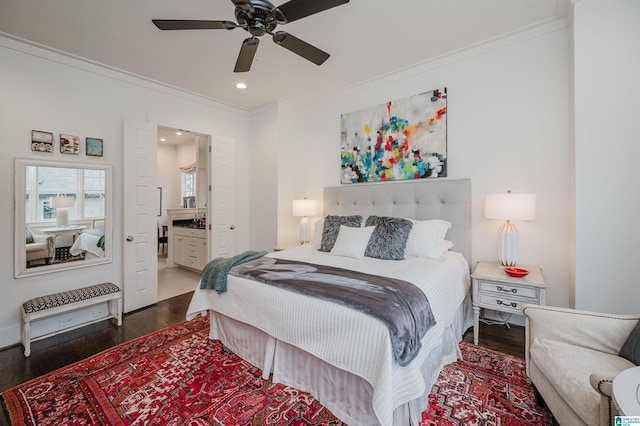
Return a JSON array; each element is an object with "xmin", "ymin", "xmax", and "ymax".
[{"xmin": 15, "ymin": 159, "xmax": 113, "ymax": 278}]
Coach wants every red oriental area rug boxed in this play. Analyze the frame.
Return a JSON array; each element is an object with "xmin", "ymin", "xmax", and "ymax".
[
  {"xmin": 423, "ymin": 343, "xmax": 556, "ymax": 426},
  {"xmin": 1, "ymin": 316, "xmax": 554, "ymax": 425}
]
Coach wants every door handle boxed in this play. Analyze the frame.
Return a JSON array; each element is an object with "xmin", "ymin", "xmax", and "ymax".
[{"xmin": 126, "ymin": 236, "xmax": 134, "ymax": 242}]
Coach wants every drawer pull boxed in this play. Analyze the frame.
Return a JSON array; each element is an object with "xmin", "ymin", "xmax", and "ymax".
[
  {"xmin": 496, "ymin": 299, "xmax": 518, "ymax": 308},
  {"xmin": 497, "ymin": 286, "xmax": 517, "ymax": 294}
]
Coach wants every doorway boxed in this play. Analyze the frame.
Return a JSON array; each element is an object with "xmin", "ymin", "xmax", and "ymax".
[
  {"xmin": 156, "ymin": 126, "xmax": 208, "ymax": 301},
  {"xmin": 123, "ymin": 120, "xmax": 236, "ymax": 312}
]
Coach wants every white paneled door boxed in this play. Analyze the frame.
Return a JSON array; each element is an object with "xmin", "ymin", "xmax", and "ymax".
[
  {"xmin": 123, "ymin": 119, "xmax": 158, "ymax": 313},
  {"xmin": 210, "ymin": 136, "xmax": 236, "ymax": 258}
]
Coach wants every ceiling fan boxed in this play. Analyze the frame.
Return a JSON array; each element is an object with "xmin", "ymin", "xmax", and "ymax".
[{"xmin": 152, "ymin": 0, "xmax": 349, "ymax": 72}]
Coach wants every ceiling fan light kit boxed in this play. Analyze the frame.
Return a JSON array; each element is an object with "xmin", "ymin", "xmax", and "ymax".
[{"xmin": 152, "ymin": 0, "xmax": 349, "ymax": 72}]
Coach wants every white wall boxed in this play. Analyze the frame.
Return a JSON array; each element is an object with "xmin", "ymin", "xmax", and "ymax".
[
  {"xmin": 0, "ymin": 36, "xmax": 250, "ymax": 348},
  {"xmin": 281, "ymin": 21, "xmax": 572, "ymax": 310},
  {"xmin": 248, "ymin": 101, "xmax": 300, "ymax": 250},
  {"xmin": 248, "ymin": 105, "xmax": 278, "ymax": 251},
  {"xmin": 572, "ymin": 0, "xmax": 640, "ymax": 313}
]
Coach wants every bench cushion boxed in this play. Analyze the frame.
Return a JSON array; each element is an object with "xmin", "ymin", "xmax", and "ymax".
[{"xmin": 23, "ymin": 283, "xmax": 120, "ymax": 314}]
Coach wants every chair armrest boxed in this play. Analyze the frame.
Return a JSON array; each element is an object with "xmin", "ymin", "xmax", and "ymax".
[
  {"xmin": 590, "ymin": 373, "xmax": 617, "ymax": 426},
  {"xmin": 522, "ymin": 304, "xmax": 640, "ymax": 356},
  {"xmin": 590, "ymin": 373, "xmax": 614, "ymax": 398}
]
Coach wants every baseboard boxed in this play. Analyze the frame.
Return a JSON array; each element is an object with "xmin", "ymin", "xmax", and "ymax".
[{"xmin": 0, "ymin": 324, "xmax": 21, "ymax": 350}]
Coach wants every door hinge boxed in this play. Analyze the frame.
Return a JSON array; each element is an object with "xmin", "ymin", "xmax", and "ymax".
[{"xmin": 209, "ymin": 184, "xmax": 212, "ymax": 191}]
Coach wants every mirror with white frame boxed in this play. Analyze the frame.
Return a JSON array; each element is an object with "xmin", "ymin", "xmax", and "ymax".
[{"xmin": 14, "ymin": 158, "xmax": 113, "ymax": 278}]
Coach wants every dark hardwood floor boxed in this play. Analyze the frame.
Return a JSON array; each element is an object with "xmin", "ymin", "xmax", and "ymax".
[
  {"xmin": 0, "ymin": 292, "xmax": 524, "ymax": 423},
  {"xmin": 462, "ymin": 320, "xmax": 526, "ymax": 359},
  {"xmin": 0, "ymin": 292, "xmax": 193, "ymax": 394}
]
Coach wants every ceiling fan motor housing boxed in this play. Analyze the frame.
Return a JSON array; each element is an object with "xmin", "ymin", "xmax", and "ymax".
[{"xmin": 235, "ymin": 0, "xmax": 279, "ymax": 37}]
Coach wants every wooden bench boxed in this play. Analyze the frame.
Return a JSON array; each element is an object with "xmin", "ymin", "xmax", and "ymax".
[{"xmin": 21, "ymin": 282, "xmax": 122, "ymax": 357}]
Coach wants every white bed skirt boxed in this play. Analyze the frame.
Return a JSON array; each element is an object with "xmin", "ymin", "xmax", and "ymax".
[{"xmin": 205, "ymin": 293, "xmax": 473, "ymax": 426}]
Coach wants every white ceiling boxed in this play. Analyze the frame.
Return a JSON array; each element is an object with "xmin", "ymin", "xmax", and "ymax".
[
  {"xmin": 0, "ymin": 0, "xmax": 570, "ymax": 110},
  {"xmin": 158, "ymin": 127, "xmax": 199, "ymax": 146}
]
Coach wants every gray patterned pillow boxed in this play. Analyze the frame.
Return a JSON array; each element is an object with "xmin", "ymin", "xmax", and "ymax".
[
  {"xmin": 620, "ymin": 320, "xmax": 640, "ymax": 365},
  {"xmin": 364, "ymin": 216, "xmax": 413, "ymax": 260},
  {"xmin": 319, "ymin": 215, "xmax": 363, "ymax": 252}
]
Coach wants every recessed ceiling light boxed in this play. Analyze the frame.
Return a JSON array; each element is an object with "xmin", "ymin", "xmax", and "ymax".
[
  {"xmin": 236, "ymin": 82, "xmax": 247, "ymax": 89},
  {"xmin": 176, "ymin": 131, "xmax": 182, "ymax": 136},
  {"xmin": 160, "ymin": 138, "xmax": 166, "ymax": 142}
]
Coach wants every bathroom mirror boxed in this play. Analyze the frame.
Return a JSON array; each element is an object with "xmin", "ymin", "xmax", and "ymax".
[{"xmin": 14, "ymin": 158, "xmax": 113, "ymax": 278}]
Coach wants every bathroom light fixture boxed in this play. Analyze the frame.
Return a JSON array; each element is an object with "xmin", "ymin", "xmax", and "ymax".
[
  {"xmin": 236, "ymin": 82, "xmax": 247, "ymax": 89},
  {"xmin": 292, "ymin": 198, "xmax": 317, "ymax": 244},
  {"xmin": 484, "ymin": 190, "xmax": 536, "ymax": 266}
]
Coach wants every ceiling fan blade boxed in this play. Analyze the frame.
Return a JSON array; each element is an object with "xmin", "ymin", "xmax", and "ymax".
[
  {"xmin": 272, "ymin": 31, "xmax": 330, "ymax": 65},
  {"xmin": 234, "ymin": 37, "xmax": 260, "ymax": 72},
  {"xmin": 230, "ymin": 0, "xmax": 254, "ymax": 13},
  {"xmin": 152, "ymin": 20, "xmax": 237, "ymax": 31},
  {"xmin": 275, "ymin": 0, "xmax": 349, "ymax": 24}
]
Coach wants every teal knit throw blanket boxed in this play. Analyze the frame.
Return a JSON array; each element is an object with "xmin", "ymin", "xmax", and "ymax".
[{"xmin": 200, "ymin": 250, "xmax": 267, "ymax": 293}]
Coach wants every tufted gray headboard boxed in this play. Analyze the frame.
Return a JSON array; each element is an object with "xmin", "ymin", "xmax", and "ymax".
[{"xmin": 323, "ymin": 178, "xmax": 471, "ymax": 265}]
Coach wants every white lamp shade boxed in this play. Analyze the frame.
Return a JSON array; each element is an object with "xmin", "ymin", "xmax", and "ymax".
[
  {"xmin": 292, "ymin": 199, "xmax": 317, "ymax": 217},
  {"xmin": 51, "ymin": 195, "xmax": 75, "ymax": 208},
  {"xmin": 484, "ymin": 193, "xmax": 536, "ymax": 221}
]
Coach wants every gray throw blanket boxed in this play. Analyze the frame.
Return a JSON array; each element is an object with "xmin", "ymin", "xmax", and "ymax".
[
  {"xmin": 230, "ymin": 257, "xmax": 436, "ymax": 366},
  {"xmin": 200, "ymin": 250, "xmax": 267, "ymax": 293}
]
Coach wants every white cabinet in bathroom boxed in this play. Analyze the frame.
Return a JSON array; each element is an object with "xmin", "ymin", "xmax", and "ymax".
[{"xmin": 173, "ymin": 226, "xmax": 207, "ymax": 271}]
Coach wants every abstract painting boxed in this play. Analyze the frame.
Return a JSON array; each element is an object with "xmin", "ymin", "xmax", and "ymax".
[{"xmin": 340, "ymin": 88, "xmax": 447, "ymax": 184}]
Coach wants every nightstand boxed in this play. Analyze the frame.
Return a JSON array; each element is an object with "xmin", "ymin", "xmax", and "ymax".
[{"xmin": 471, "ymin": 261, "xmax": 545, "ymax": 345}]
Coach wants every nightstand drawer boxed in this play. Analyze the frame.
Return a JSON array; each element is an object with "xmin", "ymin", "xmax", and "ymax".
[
  {"xmin": 478, "ymin": 294, "xmax": 525, "ymax": 314},
  {"xmin": 479, "ymin": 280, "xmax": 538, "ymax": 300}
]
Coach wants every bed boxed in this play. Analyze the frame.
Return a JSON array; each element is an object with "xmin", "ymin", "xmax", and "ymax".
[
  {"xmin": 69, "ymin": 228, "xmax": 105, "ymax": 259},
  {"xmin": 186, "ymin": 178, "xmax": 473, "ymax": 426}
]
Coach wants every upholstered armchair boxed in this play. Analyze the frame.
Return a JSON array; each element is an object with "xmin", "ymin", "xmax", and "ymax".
[
  {"xmin": 26, "ymin": 230, "xmax": 54, "ymax": 266},
  {"xmin": 522, "ymin": 304, "xmax": 639, "ymax": 426}
]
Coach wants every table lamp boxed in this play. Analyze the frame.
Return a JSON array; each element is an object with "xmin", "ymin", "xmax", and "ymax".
[
  {"xmin": 484, "ymin": 191, "xmax": 536, "ymax": 266},
  {"xmin": 292, "ymin": 198, "xmax": 317, "ymax": 244},
  {"xmin": 51, "ymin": 195, "xmax": 75, "ymax": 228}
]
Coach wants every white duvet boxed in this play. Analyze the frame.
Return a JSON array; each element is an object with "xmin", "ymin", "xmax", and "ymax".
[
  {"xmin": 186, "ymin": 245, "xmax": 470, "ymax": 426},
  {"xmin": 69, "ymin": 231, "xmax": 104, "ymax": 257}
]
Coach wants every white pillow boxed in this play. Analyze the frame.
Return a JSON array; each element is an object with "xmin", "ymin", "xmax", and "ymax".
[
  {"xmin": 330, "ymin": 225, "xmax": 375, "ymax": 259},
  {"xmin": 310, "ymin": 218, "xmax": 324, "ymax": 249},
  {"xmin": 405, "ymin": 219, "xmax": 452, "ymax": 258}
]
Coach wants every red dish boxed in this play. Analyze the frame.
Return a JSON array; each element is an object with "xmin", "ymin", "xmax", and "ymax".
[{"xmin": 504, "ymin": 267, "xmax": 529, "ymax": 278}]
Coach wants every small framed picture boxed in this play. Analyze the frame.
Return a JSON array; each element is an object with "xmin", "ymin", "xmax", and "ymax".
[
  {"xmin": 60, "ymin": 134, "xmax": 80, "ymax": 154},
  {"xmin": 86, "ymin": 137, "xmax": 103, "ymax": 157},
  {"xmin": 31, "ymin": 130, "xmax": 54, "ymax": 152}
]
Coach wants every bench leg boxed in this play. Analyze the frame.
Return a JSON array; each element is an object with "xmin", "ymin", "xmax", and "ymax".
[
  {"xmin": 116, "ymin": 297, "xmax": 122, "ymax": 326},
  {"xmin": 23, "ymin": 319, "xmax": 31, "ymax": 357},
  {"xmin": 109, "ymin": 296, "xmax": 122, "ymax": 326}
]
